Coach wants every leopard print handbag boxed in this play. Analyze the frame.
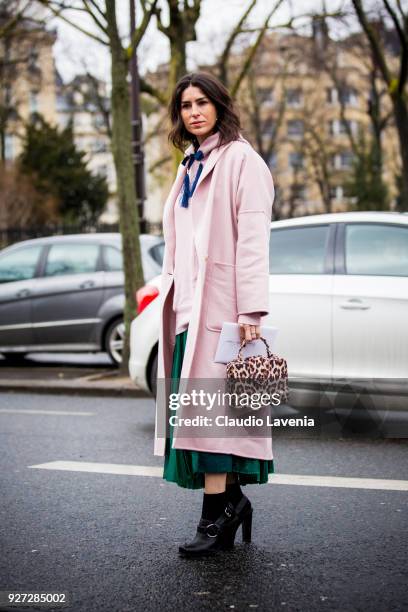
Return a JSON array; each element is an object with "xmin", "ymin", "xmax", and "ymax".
[{"xmin": 225, "ymin": 336, "xmax": 289, "ymax": 404}]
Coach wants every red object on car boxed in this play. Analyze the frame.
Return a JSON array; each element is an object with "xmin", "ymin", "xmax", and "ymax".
[{"xmin": 136, "ymin": 285, "xmax": 159, "ymax": 314}]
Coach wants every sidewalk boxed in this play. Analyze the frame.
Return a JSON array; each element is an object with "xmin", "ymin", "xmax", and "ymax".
[{"xmin": 0, "ymin": 366, "xmax": 150, "ymax": 398}]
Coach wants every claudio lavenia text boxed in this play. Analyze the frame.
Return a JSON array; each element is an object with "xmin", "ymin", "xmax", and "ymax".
[{"xmin": 169, "ymin": 415, "xmax": 315, "ymax": 428}]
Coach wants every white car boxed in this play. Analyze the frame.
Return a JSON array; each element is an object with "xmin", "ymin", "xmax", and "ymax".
[{"xmin": 129, "ymin": 211, "xmax": 408, "ymax": 398}]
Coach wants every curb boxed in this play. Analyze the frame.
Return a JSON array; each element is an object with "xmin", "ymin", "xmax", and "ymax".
[{"xmin": 0, "ymin": 376, "xmax": 151, "ymax": 398}]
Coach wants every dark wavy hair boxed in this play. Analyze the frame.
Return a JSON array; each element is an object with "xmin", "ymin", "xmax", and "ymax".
[{"xmin": 168, "ymin": 71, "xmax": 241, "ymax": 152}]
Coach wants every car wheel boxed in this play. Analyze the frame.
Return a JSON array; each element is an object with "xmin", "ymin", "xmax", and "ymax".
[
  {"xmin": 105, "ymin": 318, "xmax": 125, "ymax": 366},
  {"xmin": 149, "ymin": 352, "xmax": 158, "ymax": 398}
]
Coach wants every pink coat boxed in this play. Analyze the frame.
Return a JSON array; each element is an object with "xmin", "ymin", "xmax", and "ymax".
[{"xmin": 154, "ymin": 136, "xmax": 275, "ymax": 459}]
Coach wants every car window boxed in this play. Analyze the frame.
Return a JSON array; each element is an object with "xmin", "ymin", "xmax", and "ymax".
[
  {"xmin": 345, "ymin": 223, "xmax": 408, "ymax": 277},
  {"xmin": 0, "ymin": 245, "xmax": 43, "ymax": 283},
  {"xmin": 44, "ymin": 243, "xmax": 99, "ymax": 277},
  {"xmin": 104, "ymin": 245, "xmax": 123, "ymax": 272},
  {"xmin": 149, "ymin": 242, "xmax": 165, "ymax": 266},
  {"xmin": 269, "ymin": 225, "xmax": 330, "ymax": 274},
  {"xmin": 0, "ymin": 245, "xmax": 42, "ymax": 283}
]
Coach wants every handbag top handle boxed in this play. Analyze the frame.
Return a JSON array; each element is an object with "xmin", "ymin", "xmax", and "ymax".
[{"xmin": 237, "ymin": 336, "xmax": 272, "ymax": 361}]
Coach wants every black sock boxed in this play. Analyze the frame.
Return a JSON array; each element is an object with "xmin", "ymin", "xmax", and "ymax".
[
  {"xmin": 201, "ymin": 491, "xmax": 227, "ymax": 521},
  {"xmin": 226, "ymin": 482, "xmax": 244, "ymax": 506}
]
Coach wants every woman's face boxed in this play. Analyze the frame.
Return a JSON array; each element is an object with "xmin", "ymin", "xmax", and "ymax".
[{"xmin": 180, "ymin": 85, "xmax": 217, "ymax": 144}]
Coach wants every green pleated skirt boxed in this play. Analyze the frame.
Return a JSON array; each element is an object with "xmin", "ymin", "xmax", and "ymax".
[{"xmin": 163, "ymin": 327, "xmax": 275, "ymax": 489}]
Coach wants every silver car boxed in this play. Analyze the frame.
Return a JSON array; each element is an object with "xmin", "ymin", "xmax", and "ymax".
[{"xmin": 0, "ymin": 233, "xmax": 164, "ymax": 365}]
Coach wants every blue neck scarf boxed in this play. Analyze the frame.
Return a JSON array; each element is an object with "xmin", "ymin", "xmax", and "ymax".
[{"xmin": 180, "ymin": 149, "xmax": 204, "ymax": 208}]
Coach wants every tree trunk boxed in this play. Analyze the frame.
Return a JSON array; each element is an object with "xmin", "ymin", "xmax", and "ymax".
[
  {"xmin": 392, "ymin": 95, "xmax": 408, "ymax": 211},
  {"xmin": 168, "ymin": 35, "xmax": 187, "ymax": 173},
  {"xmin": 106, "ymin": 1, "xmax": 144, "ymax": 373}
]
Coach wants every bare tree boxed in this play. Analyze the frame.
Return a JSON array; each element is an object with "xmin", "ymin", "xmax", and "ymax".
[
  {"xmin": 317, "ymin": 13, "xmax": 392, "ymax": 209},
  {"xmin": 351, "ymin": 0, "xmax": 408, "ymax": 210},
  {"xmin": 0, "ymin": 1, "xmax": 49, "ymax": 161},
  {"xmin": 39, "ymin": 0, "xmax": 158, "ymax": 372},
  {"xmin": 0, "ymin": 163, "xmax": 59, "ymax": 227}
]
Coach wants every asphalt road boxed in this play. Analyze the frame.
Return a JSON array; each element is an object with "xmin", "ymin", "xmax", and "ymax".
[{"xmin": 0, "ymin": 391, "xmax": 407, "ymax": 612}]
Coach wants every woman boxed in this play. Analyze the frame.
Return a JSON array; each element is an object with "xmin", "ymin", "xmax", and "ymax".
[{"xmin": 154, "ymin": 71, "xmax": 275, "ymax": 557}]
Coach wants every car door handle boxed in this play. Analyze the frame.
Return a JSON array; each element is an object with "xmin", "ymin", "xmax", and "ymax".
[
  {"xmin": 340, "ymin": 298, "xmax": 371, "ymax": 310},
  {"xmin": 79, "ymin": 280, "xmax": 95, "ymax": 289},
  {"xmin": 16, "ymin": 288, "xmax": 30, "ymax": 298}
]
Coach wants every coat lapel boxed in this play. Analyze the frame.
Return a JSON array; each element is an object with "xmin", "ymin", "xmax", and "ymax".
[
  {"xmin": 163, "ymin": 138, "xmax": 240, "ymax": 274},
  {"xmin": 193, "ymin": 140, "xmax": 233, "ymax": 193}
]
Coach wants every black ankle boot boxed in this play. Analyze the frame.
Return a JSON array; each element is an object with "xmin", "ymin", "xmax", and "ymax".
[
  {"xmin": 178, "ymin": 501, "xmax": 236, "ymax": 558},
  {"xmin": 219, "ymin": 494, "xmax": 253, "ymax": 550},
  {"xmin": 201, "ymin": 491, "xmax": 228, "ymax": 521},
  {"xmin": 226, "ymin": 482, "xmax": 244, "ymax": 506}
]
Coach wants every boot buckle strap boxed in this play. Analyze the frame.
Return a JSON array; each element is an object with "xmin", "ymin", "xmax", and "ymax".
[{"xmin": 205, "ymin": 523, "xmax": 220, "ymax": 537}]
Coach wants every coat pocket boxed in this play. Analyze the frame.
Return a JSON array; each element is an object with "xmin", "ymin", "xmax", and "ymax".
[{"xmin": 205, "ymin": 261, "xmax": 238, "ymax": 332}]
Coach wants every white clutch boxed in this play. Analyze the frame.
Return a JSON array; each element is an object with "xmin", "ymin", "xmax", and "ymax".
[{"xmin": 214, "ymin": 322, "xmax": 279, "ymax": 364}]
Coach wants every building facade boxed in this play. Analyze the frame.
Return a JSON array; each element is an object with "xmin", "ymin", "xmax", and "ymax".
[
  {"xmin": 143, "ymin": 20, "xmax": 401, "ymax": 224},
  {"xmin": 0, "ymin": 18, "xmax": 57, "ymax": 162},
  {"xmin": 55, "ymin": 73, "xmax": 117, "ymax": 223}
]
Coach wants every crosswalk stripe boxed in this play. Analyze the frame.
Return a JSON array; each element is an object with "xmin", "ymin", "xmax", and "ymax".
[
  {"xmin": 28, "ymin": 461, "xmax": 408, "ymax": 491},
  {"xmin": 267, "ymin": 473, "xmax": 408, "ymax": 491},
  {"xmin": 29, "ymin": 461, "xmax": 163, "ymax": 477}
]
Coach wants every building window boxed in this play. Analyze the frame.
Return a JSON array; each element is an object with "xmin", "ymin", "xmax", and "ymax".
[
  {"xmin": 93, "ymin": 113, "xmax": 105, "ymax": 129},
  {"xmin": 92, "ymin": 139, "xmax": 107, "ymax": 153},
  {"xmin": 327, "ymin": 87, "xmax": 358, "ymax": 106},
  {"xmin": 258, "ymin": 87, "xmax": 274, "ymax": 107},
  {"xmin": 289, "ymin": 151, "xmax": 303, "ymax": 169},
  {"xmin": 286, "ymin": 88, "xmax": 302, "ymax": 107},
  {"xmin": 327, "ymin": 87, "xmax": 335, "ymax": 104},
  {"xmin": 330, "ymin": 186, "xmax": 343, "ymax": 200},
  {"xmin": 73, "ymin": 91, "xmax": 84, "ymax": 106},
  {"xmin": 267, "ymin": 151, "xmax": 277, "ymax": 169},
  {"xmin": 339, "ymin": 119, "xmax": 350, "ymax": 134},
  {"xmin": 28, "ymin": 50, "xmax": 39, "ymax": 72},
  {"xmin": 263, "ymin": 121, "xmax": 275, "ymax": 137},
  {"xmin": 339, "ymin": 87, "xmax": 358, "ymax": 106},
  {"xmin": 291, "ymin": 184, "xmax": 307, "ymax": 201},
  {"xmin": 339, "ymin": 151, "xmax": 354, "ymax": 168},
  {"xmin": 56, "ymin": 94, "xmax": 70, "ymax": 112},
  {"xmin": 328, "ymin": 119, "xmax": 358, "ymax": 136},
  {"xmin": 340, "ymin": 119, "xmax": 358, "ymax": 135},
  {"xmin": 4, "ymin": 133, "xmax": 14, "ymax": 160},
  {"xmin": 4, "ymin": 84, "xmax": 12, "ymax": 105},
  {"xmin": 96, "ymin": 164, "xmax": 108, "ymax": 178},
  {"xmin": 287, "ymin": 120, "xmax": 304, "ymax": 137},
  {"xmin": 331, "ymin": 151, "xmax": 354, "ymax": 169},
  {"xmin": 29, "ymin": 91, "xmax": 39, "ymax": 113}
]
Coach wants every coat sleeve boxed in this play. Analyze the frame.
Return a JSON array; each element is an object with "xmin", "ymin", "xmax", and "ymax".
[
  {"xmin": 235, "ymin": 149, "xmax": 274, "ymax": 319},
  {"xmin": 237, "ymin": 313, "xmax": 262, "ymax": 326}
]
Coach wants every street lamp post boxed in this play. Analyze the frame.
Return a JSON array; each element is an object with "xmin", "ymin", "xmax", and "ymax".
[{"xmin": 129, "ymin": 0, "xmax": 147, "ymax": 234}]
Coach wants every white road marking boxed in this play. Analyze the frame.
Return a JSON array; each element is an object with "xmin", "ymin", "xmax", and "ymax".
[
  {"xmin": 29, "ymin": 461, "xmax": 163, "ymax": 477},
  {"xmin": 267, "ymin": 473, "xmax": 408, "ymax": 491},
  {"xmin": 0, "ymin": 409, "xmax": 94, "ymax": 416},
  {"xmin": 28, "ymin": 461, "xmax": 408, "ymax": 491}
]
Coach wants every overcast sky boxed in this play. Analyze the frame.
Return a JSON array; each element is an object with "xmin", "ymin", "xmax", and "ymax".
[{"xmin": 50, "ymin": 0, "xmax": 358, "ymax": 85}]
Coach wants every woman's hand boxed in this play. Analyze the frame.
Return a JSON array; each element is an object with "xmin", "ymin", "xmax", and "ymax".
[{"xmin": 239, "ymin": 323, "xmax": 261, "ymax": 344}]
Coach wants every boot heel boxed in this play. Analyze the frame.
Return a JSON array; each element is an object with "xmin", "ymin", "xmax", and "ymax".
[
  {"xmin": 242, "ymin": 510, "xmax": 253, "ymax": 542},
  {"xmin": 220, "ymin": 530, "xmax": 236, "ymax": 550}
]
